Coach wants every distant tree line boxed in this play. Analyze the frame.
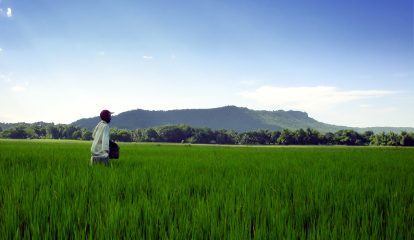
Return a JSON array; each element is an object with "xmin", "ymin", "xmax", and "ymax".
[
  {"xmin": 1, "ymin": 123, "xmax": 414, "ymax": 146},
  {"xmin": 0, "ymin": 123, "xmax": 93, "ymax": 140}
]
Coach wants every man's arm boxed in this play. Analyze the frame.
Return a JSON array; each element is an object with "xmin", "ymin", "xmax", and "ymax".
[{"xmin": 92, "ymin": 125, "xmax": 97, "ymax": 140}]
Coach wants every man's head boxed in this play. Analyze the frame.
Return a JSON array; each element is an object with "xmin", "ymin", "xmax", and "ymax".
[{"xmin": 100, "ymin": 110, "xmax": 113, "ymax": 123}]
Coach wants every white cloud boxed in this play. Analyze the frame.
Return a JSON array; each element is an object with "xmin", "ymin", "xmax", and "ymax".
[
  {"xmin": 11, "ymin": 85, "xmax": 26, "ymax": 92},
  {"xmin": 0, "ymin": 48, "xmax": 3, "ymax": 53},
  {"xmin": 142, "ymin": 55, "xmax": 154, "ymax": 60},
  {"xmin": 0, "ymin": 7, "xmax": 12, "ymax": 18},
  {"xmin": 239, "ymin": 85, "xmax": 396, "ymax": 112}
]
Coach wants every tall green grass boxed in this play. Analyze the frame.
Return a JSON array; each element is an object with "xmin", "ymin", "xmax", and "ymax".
[{"xmin": 0, "ymin": 139, "xmax": 413, "ymax": 239}]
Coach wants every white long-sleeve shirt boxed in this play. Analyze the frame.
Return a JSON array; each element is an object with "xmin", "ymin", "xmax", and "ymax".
[{"xmin": 91, "ymin": 120, "xmax": 110, "ymax": 157}]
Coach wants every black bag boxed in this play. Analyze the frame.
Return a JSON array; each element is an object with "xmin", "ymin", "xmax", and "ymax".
[{"xmin": 109, "ymin": 140, "xmax": 119, "ymax": 159}]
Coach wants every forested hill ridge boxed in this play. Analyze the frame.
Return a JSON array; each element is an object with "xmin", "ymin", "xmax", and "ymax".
[
  {"xmin": 72, "ymin": 106, "xmax": 340, "ymax": 132},
  {"xmin": 71, "ymin": 106, "xmax": 413, "ymax": 133}
]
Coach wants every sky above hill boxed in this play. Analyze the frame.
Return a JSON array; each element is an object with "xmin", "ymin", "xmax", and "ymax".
[{"xmin": 0, "ymin": 0, "xmax": 413, "ymax": 127}]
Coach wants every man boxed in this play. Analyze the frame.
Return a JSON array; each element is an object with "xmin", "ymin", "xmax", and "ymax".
[{"xmin": 90, "ymin": 109, "xmax": 113, "ymax": 165}]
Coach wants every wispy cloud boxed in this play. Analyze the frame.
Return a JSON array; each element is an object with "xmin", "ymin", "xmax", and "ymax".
[
  {"xmin": 0, "ymin": 48, "xmax": 3, "ymax": 53},
  {"xmin": 392, "ymin": 72, "xmax": 411, "ymax": 78},
  {"xmin": 359, "ymin": 103, "xmax": 373, "ymax": 108},
  {"xmin": 142, "ymin": 55, "xmax": 154, "ymax": 60},
  {"xmin": 97, "ymin": 51, "xmax": 106, "ymax": 56},
  {"xmin": 0, "ymin": 73, "xmax": 12, "ymax": 83},
  {"xmin": 11, "ymin": 85, "xmax": 26, "ymax": 92},
  {"xmin": 239, "ymin": 85, "xmax": 396, "ymax": 112},
  {"xmin": 10, "ymin": 81, "xmax": 29, "ymax": 92},
  {"xmin": 0, "ymin": 7, "xmax": 12, "ymax": 18}
]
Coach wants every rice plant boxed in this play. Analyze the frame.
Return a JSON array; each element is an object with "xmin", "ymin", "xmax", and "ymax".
[{"xmin": 0, "ymin": 140, "xmax": 413, "ymax": 239}]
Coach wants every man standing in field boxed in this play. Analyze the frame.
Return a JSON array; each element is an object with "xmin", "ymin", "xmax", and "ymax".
[{"xmin": 90, "ymin": 109, "xmax": 113, "ymax": 165}]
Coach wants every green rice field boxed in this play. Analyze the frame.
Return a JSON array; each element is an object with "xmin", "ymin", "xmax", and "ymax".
[{"xmin": 0, "ymin": 139, "xmax": 413, "ymax": 239}]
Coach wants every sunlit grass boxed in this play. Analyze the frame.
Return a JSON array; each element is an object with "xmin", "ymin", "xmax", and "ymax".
[{"xmin": 0, "ymin": 140, "xmax": 413, "ymax": 238}]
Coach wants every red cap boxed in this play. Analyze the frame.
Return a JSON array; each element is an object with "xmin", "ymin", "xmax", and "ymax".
[{"xmin": 100, "ymin": 110, "xmax": 113, "ymax": 122}]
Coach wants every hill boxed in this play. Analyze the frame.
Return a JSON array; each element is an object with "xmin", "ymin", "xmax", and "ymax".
[{"xmin": 72, "ymin": 106, "xmax": 349, "ymax": 133}]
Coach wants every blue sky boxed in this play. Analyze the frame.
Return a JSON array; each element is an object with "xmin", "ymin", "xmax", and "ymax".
[{"xmin": 0, "ymin": 0, "xmax": 413, "ymax": 127}]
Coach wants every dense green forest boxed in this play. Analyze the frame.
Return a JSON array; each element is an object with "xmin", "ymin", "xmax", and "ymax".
[{"xmin": 1, "ymin": 122, "xmax": 413, "ymax": 146}]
